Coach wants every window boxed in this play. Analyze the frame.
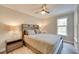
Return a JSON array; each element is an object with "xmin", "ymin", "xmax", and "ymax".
[{"xmin": 57, "ymin": 18, "xmax": 67, "ymax": 36}]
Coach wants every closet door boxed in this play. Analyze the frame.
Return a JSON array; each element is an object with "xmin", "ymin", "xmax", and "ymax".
[
  {"xmin": 77, "ymin": 5, "xmax": 79, "ymax": 51},
  {"xmin": 74, "ymin": 5, "xmax": 79, "ymax": 51},
  {"xmin": 77, "ymin": 5, "xmax": 79, "ymax": 42},
  {"xmin": 74, "ymin": 5, "xmax": 79, "ymax": 52}
]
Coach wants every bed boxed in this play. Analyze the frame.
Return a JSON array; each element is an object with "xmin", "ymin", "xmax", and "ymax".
[
  {"xmin": 22, "ymin": 24, "xmax": 63, "ymax": 54},
  {"xmin": 0, "ymin": 24, "xmax": 63, "ymax": 54}
]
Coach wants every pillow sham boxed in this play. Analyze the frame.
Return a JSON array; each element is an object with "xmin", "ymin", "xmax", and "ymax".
[{"xmin": 27, "ymin": 30, "xmax": 35, "ymax": 35}]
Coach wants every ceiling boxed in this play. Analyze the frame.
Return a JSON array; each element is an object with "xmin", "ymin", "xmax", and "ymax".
[{"xmin": 1, "ymin": 4, "xmax": 76, "ymax": 19}]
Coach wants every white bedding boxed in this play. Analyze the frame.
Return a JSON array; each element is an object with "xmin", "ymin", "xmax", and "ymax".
[
  {"xmin": 24, "ymin": 33, "xmax": 62, "ymax": 54},
  {"xmin": 28, "ymin": 33, "xmax": 61, "ymax": 45}
]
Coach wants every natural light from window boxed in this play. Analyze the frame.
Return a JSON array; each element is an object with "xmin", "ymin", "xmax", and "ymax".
[{"xmin": 57, "ymin": 18, "xmax": 67, "ymax": 36}]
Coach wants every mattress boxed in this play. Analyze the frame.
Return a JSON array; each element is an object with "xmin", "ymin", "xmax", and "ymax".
[{"xmin": 24, "ymin": 33, "xmax": 62, "ymax": 54}]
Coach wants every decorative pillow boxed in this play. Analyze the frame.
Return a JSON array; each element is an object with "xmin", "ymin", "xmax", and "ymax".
[
  {"xmin": 34, "ymin": 29, "xmax": 41, "ymax": 34},
  {"xmin": 27, "ymin": 30, "xmax": 35, "ymax": 35}
]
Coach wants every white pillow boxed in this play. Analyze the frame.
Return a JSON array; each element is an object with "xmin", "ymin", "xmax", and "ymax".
[{"xmin": 27, "ymin": 30, "xmax": 35, "ymax": 35}]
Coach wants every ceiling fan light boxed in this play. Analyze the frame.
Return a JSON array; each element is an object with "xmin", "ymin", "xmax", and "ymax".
[{"xmin": 41, "ymin": 10, "xmax": 46, "ymax": 15}]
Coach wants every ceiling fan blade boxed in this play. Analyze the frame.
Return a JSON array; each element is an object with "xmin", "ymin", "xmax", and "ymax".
[
  {"xmin": 34, "ymin": 4, "xmax": 50, "ymax": 14},
  {"xmin": 45, "ymin": 10, "xmax": 50, "ymax": 14}
]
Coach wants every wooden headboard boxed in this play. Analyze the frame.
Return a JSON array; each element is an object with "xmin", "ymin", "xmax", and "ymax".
[{"xmin": 21, "ymin": 24, "xmax": 39, "ymax": 38}]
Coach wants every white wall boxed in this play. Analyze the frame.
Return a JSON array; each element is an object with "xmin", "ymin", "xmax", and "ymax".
[
  {"xmin": 42, "ymin": 12, "xmax": 74, "ymax": 43},
  {"xmin": 0, "ymin": 5, "xmax": 74, "ymax": 44},
  {"xmin": 0, "ymin": 5, "xmax": 43, "ymax": 40},
  {"xmin": 0, "ymin": 6, "xmax": 43, "ymax": 25},
  {"xmin": 41, "ymin": 17, "xmax": 57, "ymax": 34}
]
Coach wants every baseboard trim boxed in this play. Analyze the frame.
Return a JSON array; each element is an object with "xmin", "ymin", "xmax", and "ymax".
[{"xmin": 63, "ymin": 40, "xmax": 74, "ymax": 45}]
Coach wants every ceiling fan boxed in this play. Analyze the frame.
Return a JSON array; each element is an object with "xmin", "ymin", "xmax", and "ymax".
[{"xmin": 35, "ymin": 4, "xmax": 50, "ymax": 15}]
